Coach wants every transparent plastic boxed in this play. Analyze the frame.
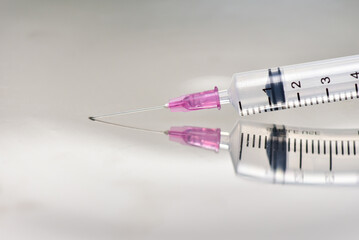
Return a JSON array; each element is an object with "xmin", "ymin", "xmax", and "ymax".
[
  {"xmin": 227, "ymin": 121, "xmax": 359, "ymax": 185},
  {"xmin": 227, "ymin": 55, "xmax": 359, "ymax": 116}
]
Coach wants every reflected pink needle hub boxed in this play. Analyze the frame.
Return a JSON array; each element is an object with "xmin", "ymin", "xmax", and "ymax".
[{"xmin": 168, "ymin": 126, "xmax": 221, "ymax": 152}]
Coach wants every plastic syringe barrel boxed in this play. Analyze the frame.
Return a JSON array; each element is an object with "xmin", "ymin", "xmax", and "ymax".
[{"xmin": 227, "ymin": 55, "xmax": 359, "ymax": 116}]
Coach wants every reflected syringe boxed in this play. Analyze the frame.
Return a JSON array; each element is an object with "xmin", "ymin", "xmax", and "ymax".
[
  {"xmin": 167, "ymin": 121, "xmax": 359, "ymax": 185},
  {"xmin": 88, "ymin": 116, "xmax": 359, "ymax": 185}
]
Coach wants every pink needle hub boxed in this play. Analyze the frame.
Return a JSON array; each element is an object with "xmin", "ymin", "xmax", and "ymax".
[
  {"xmin": 168, "ymin": 126, "xmax": 221, "ymax": 152},
  {"xmin": 168, "ymin": 87, "xmax": 221, "ymax": 112}
]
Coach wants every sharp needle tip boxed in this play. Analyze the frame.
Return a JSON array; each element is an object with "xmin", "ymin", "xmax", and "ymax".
[{"xmin": 89, "ymin": 116, "xmax": 95, "ymax": 121}]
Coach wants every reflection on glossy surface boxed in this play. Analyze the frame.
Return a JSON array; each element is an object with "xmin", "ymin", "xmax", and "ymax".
[{"xmin": 228, "ymin": 121, "xmax": 359, "ymax": 185}]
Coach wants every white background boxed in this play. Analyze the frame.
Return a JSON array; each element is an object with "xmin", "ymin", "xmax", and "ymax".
[{"xmin": 1, "ymin": 1, "xmax": 359, "ymax": 239}]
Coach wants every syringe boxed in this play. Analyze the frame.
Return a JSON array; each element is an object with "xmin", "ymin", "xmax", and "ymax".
[
  {"xmin": 88, "ymin": 55, "xmax": 359, "ymax": 185},
  {"xmin": 223, "ymin": 54, "xmax": 359, "ymax": 116},
  {"xmin": 90, "ymin": 55, "xmax": 359, "ymax": 120}
]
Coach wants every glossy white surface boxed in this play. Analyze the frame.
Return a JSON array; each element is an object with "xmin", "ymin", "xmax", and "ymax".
[{"xmin": 1, "ymin": 1, "xmax": 359, "ymax": 239}]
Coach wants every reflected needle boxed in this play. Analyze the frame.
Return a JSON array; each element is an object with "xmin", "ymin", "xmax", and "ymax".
[{"xmin": 89, "ymin": 104, "xmax": 169, "ymax": 134}]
